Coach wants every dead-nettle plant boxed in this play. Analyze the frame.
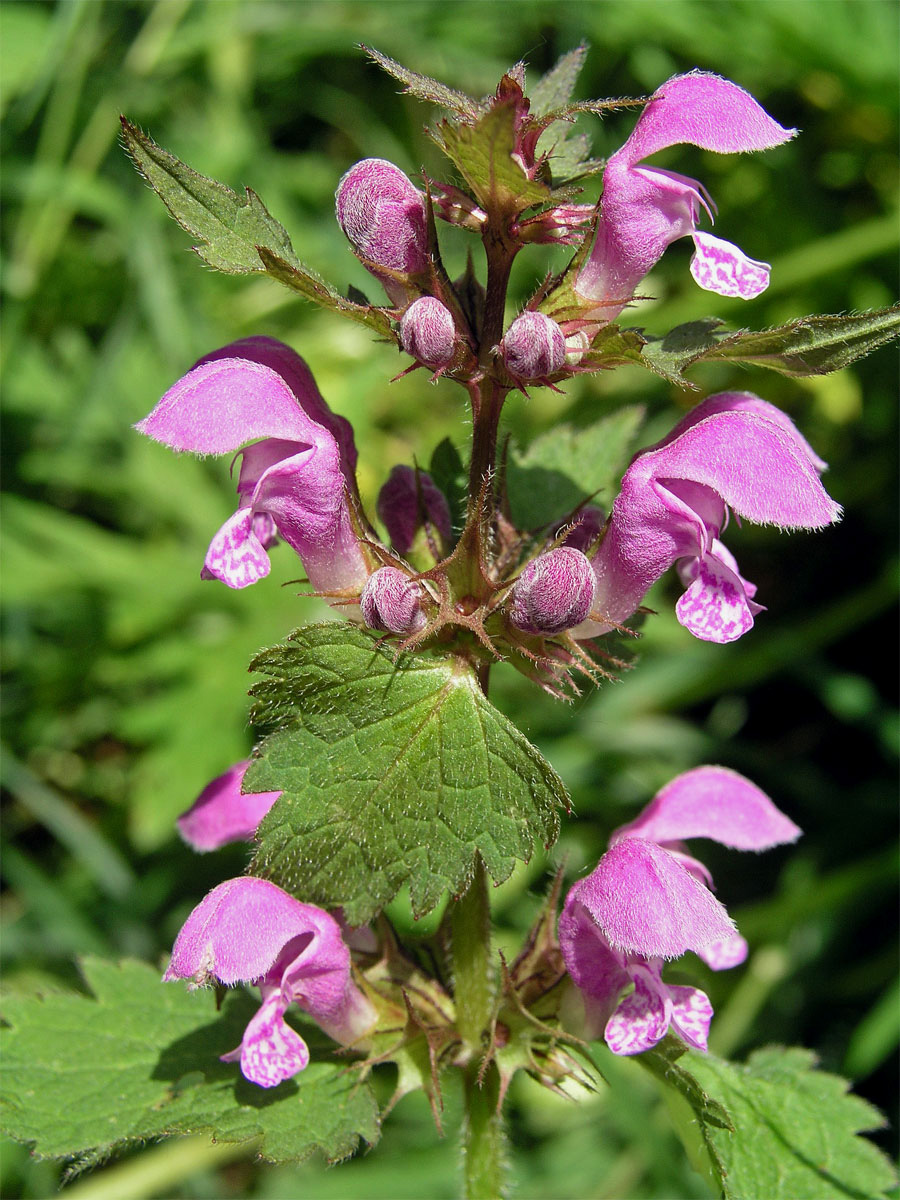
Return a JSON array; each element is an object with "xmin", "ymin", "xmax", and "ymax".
[{"xmin": 4, "ymin": 46, "xmax": 898, "ymax": 1200}]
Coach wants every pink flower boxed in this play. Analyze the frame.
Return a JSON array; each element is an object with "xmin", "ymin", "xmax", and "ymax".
[
  {"xmin": 583, "ymin": 392, "xmax": 841, "ymax": 643},
  {"xmin": 137, "ymin": 337, "xmax": 368, "ymax": 596},
  {"xmin": 176, "ymin": 761, "xmax": 281, "ymax": 852},
  {"xmin": 575, "ymin": 72, "xmax": 796, "ymax": 320},
  {"xmin": 165, "ymin": 878, "xmax": 376, "ymax": 1088},
  {"xmin": 559, "ymin": 766, "xmax": 801, "ymax": 1055}
]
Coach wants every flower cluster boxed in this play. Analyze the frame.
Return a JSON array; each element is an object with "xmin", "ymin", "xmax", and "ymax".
[{"xmin": 151, "ymin": 56, "xmax": 833, "ymax": 1089}]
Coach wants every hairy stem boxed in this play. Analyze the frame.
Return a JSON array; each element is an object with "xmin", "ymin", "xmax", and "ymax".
[
  {"xmin": 467, "ymin": 378, "xmax": 506, "ymax": 507},
  {"xmin": 453, "ymin": 858, "xmax": 505, "ymax": 1199},
  {"xmin": 462, "ymin": 1060, "xmax": 505, "ymax": 1200}
]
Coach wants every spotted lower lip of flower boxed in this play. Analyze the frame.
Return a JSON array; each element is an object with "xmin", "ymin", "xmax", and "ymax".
[
  {"xmin": 578, "ymin": 391, "xmax": 841, "ymax": 643},
  {"xmin": 164, "ymin": 877, "xmax": 376, "ymax": 1088},
  {"xmin": 136, "ymin": 336, "xmax": 368, "ymax": 597},
  {"xmin": 176, "ymin": 761, "xmax": 281, "ymax": 852},
  {"xmin": 574, "ymin": 71, "xmax": 796, "ymax": 322}
]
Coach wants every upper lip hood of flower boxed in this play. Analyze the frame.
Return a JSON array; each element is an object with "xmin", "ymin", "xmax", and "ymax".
[
  {"xmin": 163, "ymin": 876, "xmax": 351, "ymax": 1005},
  {"xmin": 575, "ymin": 71, "xmax": 796, "ymax": 320},
  {"xmin": 565, "ymin": 836, "xmax": 738, "ymax": 961},
  {"xmin": 136, "ymin": 336, "xmax": 368, "ymax": 594},
  {"xmin": 610, "ymin": 764, "xmax": 802, "ymax": 852}
]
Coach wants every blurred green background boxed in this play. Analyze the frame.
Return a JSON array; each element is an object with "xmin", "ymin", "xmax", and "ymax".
[{"xmin": 2, "ymin": 1, "xmax": 897, "ymax": 1196}]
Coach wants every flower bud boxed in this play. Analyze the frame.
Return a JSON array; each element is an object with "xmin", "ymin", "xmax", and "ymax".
[
  {"xmin": 509, "ymin": 547, "xmax": 596, "ymax": 635},
  {"xmin": 335, "ymin": 158, "xmax": 428, "ymax": 275},
  {"xmin": 400, "ymin": 297, "xmax": 456, "ymax": 370},
  {"xmin": 500, "ymin": 311, "xmax": 566, "ymax": 379},
  {"xmin": 377, "ymin": 464, "xmax": 452, "ymax": 554},
  {"xmin": 361, "ymin": 567, "xmax": 428, "ymax": 635}
]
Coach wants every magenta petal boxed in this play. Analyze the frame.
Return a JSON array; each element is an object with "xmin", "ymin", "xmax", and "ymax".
[
  {"xmin": 574, "ymin": 163, "xmax": 701, "ymax": 316},
  {"xmin": 136, "ymin": 340, "xmax": 338, "ymax": 456},
  {"xmin": 585, "ymin": 393, "xmax": 839, "ymax": 637},
  {"xmin": 643, "ymin": 408, "xmax": 841, "ymax": 530},
  {"xmin": 668, "ymin": 984, "xmax": 714, "ymax": 1051},
  {"xmin": 559, "ymin": 898, "xmax": 631, "ymax": 1004},
  {"xmin": 247, "ymin": 444, "xmax": 367, "ymax": 593},
  {"xmin": 676, "ymin": 551, "xmax": 757, "ymax": 643},
  {"xmin": 570, "ymin": 839, "xmax": 737, "ymax": 959},
  {"xmin": 624, "ymin": 72, "xmax": 797, "ymax": 163},
  {"xmin": 203, "ymin": 507, "xmax": 271, "ymax": 589},
  {"xmin": 221, "ymin": 993, "xmax": 309, "ymax": 1088},
  {"xmin": 164, "ymin": 877, "xmax": 349, "ymax": 996},
  {"xmin": 605, "ymin": 967, "xmax": 672, "ymax": 1055},
  {"xmin": 657, "ymin": 392, "xmax": 828, "ymax": 475},
  {"xmin": 612, "ymin": 765, "xmax": 802, "ymax": 851},
  {"xmin": 176, "ymin": 762, "xmax": 281, "ymax": 852},
  {"xmin": 690, "ymin": 232, "xmax": 770, "ymax": 299}
]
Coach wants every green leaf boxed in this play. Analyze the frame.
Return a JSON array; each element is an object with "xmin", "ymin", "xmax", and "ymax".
[
  {"xmin": 635, "ymin": 305, "xmax": 900, "ymax": 383},
  {"xmin": 120, "ymin": 119, "xmax": 398, "ymax": 332},
  {"xmin": 505, "ymin": 405, "xmax": 645, "ymax": 530},
  {"xmin": 528, "ymin": 44, "xmax": 589, "ymax": 117},
  {"xmin": 0, "ymin": 958, "xmax": 379, "ymax": 1166},
  {"xmin": 527, "ymin": 44, "xmax": 609, "ymax": 186},
  {"xmin": 631, "ymin": 317, "xmax": 724, "ymax": 384},
  {"xmin": 637, "ymin": 1037, "xmax": 734, "ymax": 1135},
  {"xmin": 362, "ymin": 45, "xmax": 481, "ymax": 119},
  {"xmin": 120, "ymin": 118, "xmax": 300, "ymax": 274},
  {"xmin": 646, "ymin": 1041, "xmax": 897, "ymax": 1200},
  {"xmin": 256, "ymin": 247, "xmax": 396, "ymax": 338},
  {"xmin": 707, "ymin": 306, "xmax": 900, "ymax": 377},
  {"xmin": 433, "ymin": 102, "xmax": 551, "ymax": 214},
  {"xmin": 246, "ymin": 625, "xmax": 567, "ymax": 924},
  {"xmin": 428, "ymin": 437, "xmax": 467, "ymax": 533}
]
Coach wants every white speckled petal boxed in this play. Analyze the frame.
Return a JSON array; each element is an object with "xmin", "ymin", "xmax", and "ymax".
[{"xmin": 690, "ymin": 232, "xmax": 770, "ymax": 299}]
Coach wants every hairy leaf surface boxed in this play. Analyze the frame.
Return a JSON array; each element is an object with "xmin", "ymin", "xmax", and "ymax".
[
  {"xmin": 635, "ymin": 305, "xmax": 900, "ymax": 383},
  {"xmin": 121, "ymin": 120, "xmax": 391, "ymax": 334},
  {"xmin": 641, "ymin": 1039, "xmax": 896, "ymax": 1199},
  {"xmin": 0, "ymin": 958, "xmax": 379, "ymax": 1166},
  {"xmin": 247, "ymin": 625, "xmax": 567, "ymax": 924}
]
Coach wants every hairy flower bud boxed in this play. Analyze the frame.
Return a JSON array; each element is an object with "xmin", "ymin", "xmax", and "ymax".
[
  {"xmin": 361, "ymin": 567, "xmax": 428, "ymax": 635},
  {"xmin": 509, "ymin": 547, "xmax": 596, "ymax": 635},
  {"xmin": 377, "ymin": 464, "xmax": 452, "ymax": 554},
  {"xmin": 500, "ymin": 311, "xmax": 566, "ymax": 380},
  {"xmin": 335, "ymin": 158, "xmax": 428, "ymax": 275},
  {"xmin": 400, "ymin": 297, "xmax": 456, "ymax": 370}
]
